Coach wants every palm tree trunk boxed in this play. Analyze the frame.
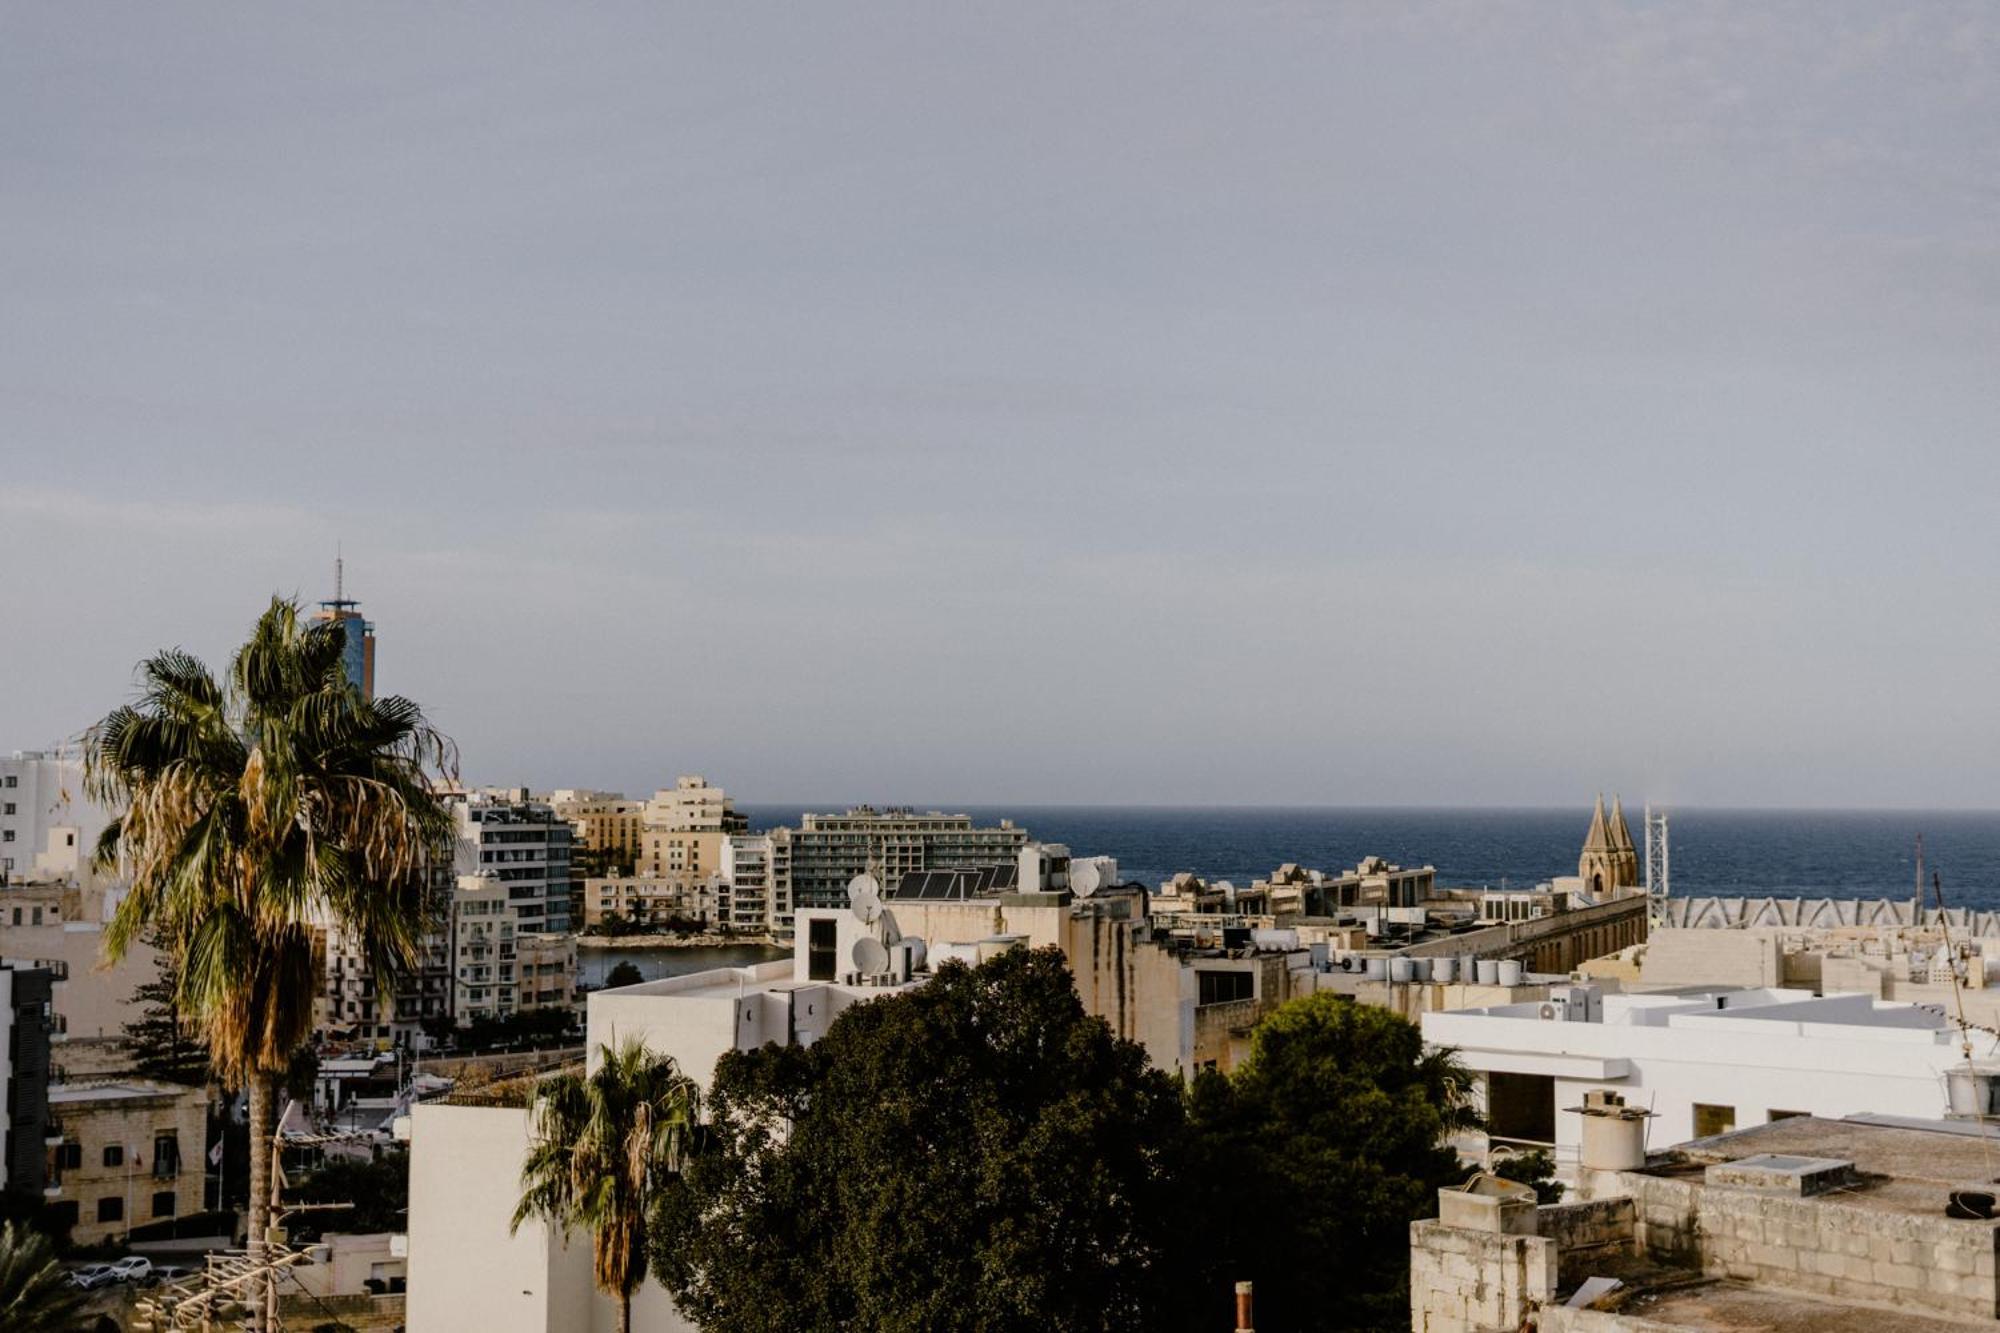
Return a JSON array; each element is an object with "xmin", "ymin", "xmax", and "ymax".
[
  {"xmin": 246, "ymin": 1074, "xmax": 272, "ymax": 1333},
  {"xmin": 619, "ymin": 1289, "xmax": 632, "ymax": 1333}
]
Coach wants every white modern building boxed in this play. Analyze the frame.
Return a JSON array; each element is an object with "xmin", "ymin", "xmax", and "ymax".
[
  {"xmin": 406, "ymin": 898, "xmax": 962, "ymax": 1332},
  {"xmin": 0, "ymin": 749, "xmax": 110, "ymax": 887},
  {"xmin": 1423, "ymin": 986, "xmax": 1974, "ymax": 1176},
  {"xmin": 719, "ymin": 833, "xmax": 787, "ymax": 934},
  {"xmin": 454, "ymin": 789, "xmax": 576, "ymax": 934}
]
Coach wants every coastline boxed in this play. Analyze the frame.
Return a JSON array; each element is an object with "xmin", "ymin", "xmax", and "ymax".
[{"xmin": 577, "ymin": 933, "xmax": 783, "ymax": 950}]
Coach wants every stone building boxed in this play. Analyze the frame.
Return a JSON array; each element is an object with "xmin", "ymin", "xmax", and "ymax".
[
  {"xmin": 1578, "ymin": 794, "xmax": 1639, "ymax": 896},
  {"xmin": 45, "ymin": 1078, "xmax": 208, "ymax": 1246},
  {"xmin": 1412, "ymin": 1113, "xmax": 2000, "ymax": 1331}
]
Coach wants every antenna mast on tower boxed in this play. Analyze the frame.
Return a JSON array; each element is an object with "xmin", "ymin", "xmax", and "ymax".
[{"xmin": 1643, "ymin": 804, "xmax": 1671, "ymax": 927}]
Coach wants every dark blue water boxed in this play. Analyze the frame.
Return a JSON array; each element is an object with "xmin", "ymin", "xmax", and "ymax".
[{"xmin": 738, "ymin": 806, "xmax": 2000, "ymax": 911}]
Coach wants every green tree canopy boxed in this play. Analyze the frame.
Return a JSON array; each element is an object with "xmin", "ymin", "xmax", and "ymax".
[
  {"xmin": 1174, "ymin": 994, "xmax": 1480, "ymax": 1332},
  {"xmin": 651, "ymin": 946, "xmax": 1185, "ymax": 1333},
  {"xmin": 120, "ymin": 944, "xmax": 213, "ymax": 1088},
  {"xmin": 604, "ymin": 960, "xmax": 644, "ymax": 989}
]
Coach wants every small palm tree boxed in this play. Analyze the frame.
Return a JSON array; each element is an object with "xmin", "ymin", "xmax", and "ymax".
[
  {"xmin": 514, "ymin": 1039, "xmax": 702, "ymax": 1333},
  {"xmin": 84, "ymin": 597, "xmax": 455, "ymax": 1330},
  {"xmin": 0, "ymin": 1221, "xmax": 87, "ymax": 1331}
]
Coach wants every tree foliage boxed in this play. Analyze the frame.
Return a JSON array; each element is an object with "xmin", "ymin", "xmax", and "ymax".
[
  {"xmin": 651, "ymin": 947, "xmax": 1186, "ymax": 1333},
  {"xmin": 120, "ymin": 945, "xmax": 213, "ymax": 1088},
  {"xmin": 1172, "ymin": 994, "xmax": 1481, "ymax": 1332},
  {"xmin": 287, "ymin": 1148, "xmax": 410, "ymax": 1241},
  {"xmin": 82, "ymin": 597, "xmax": 457, "ymax": 1328},
  {"xmin": 604, "ymin": 960, "xmax": 644, "ymax": 989},
  {"xmin": 515, "ymin": 1040, "xmax": 700, "ymax": 1333},
  {"xmin": 0, "ymin": 1220, "xmax": 88, "ymax": 1331}
]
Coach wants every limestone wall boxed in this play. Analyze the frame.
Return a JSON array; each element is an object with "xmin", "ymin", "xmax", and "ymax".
[
  {"xmin": 1539, "ymin": 1197, "xmax": 1636, "ymax": 1288},
  {"xmin": 1408, "ymin": 1219, "xmax": 1556, "ymax": 1333},
  {"xmin": 1627, "ymin": 1173, "xmax": 2000, "ymax": 1320}
]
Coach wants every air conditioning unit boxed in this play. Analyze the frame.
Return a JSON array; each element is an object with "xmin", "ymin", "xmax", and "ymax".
[{"xmin": 1537, "ymin": 1003, "xmax": 1560, "ymax": 1021}]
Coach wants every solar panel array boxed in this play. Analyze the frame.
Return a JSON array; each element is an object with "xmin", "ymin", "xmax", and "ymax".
[{"xmin": 889, "ymin": 863, "xmax": 1020, "ymax": 900}]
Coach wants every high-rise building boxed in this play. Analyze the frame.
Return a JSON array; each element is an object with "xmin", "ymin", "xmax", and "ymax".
[
  {"xmin": 769, "ymin": 807, "xmax": 1029, "ymax": 913},
  {"xmin": 0, "ymin": 962, "xmax": 55, "ymax": 1199},
  {"xmin": 638, "ymin": 777, "xmax": 747, "ymax": 881},
  {"xmin": 452, "ymin": 789, "xmax": 575, "ymax": 935},
  {"xmin": 0, "ymin": 749, "xmax": 108, "ymax": 888},
  {"xmin": 312, "ymin": 557, "xmax": 376, "ymax": 699}
]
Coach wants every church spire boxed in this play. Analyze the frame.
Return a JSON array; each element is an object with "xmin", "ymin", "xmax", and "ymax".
[
  {"xmin": 1578, "ymin": 792, "xmax": 1641, "ymax": 893},
  {"xmin": 1583, "ymin": 793, "xmax": 1611, "ymax": 851},
  {"xmin": 1610, "ymin": 795, "xmax": 1635, "ymax": 853}
]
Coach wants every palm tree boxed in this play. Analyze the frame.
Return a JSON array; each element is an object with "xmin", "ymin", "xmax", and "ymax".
[
  {"xmin": 0, "ymin": 1221, "xmax": 88, "ymax": 1331},
  {"xmin": 514, "ymin": 1039, "xmax": 702, "ymax": 1333},
  {"xmin": 84, "ymin": 597, "xmax": 456, "ymax": 1330}
]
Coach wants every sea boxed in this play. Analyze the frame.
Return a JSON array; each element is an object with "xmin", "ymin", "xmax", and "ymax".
[{"xmin": 584, "ymin": 805, "xmax": 2000, "ymax": 987}]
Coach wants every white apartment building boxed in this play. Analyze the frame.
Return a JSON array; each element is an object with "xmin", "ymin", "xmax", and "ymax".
[
  {"xmin": 719, "ymin": 834, "xmax": 788, "ymax": 934},
  {"xmin": 0, "ymin": 749, "xmax": 109, "ymax": 886},
  {"xmin": 772, "ymin": 806, "xmax": 1028, "ymax": 912},
  {"xmin": 454, "ymin": 790, "xmax": 576, "ymax": 934},
  {"xmin": 1423, "ymin": 987, "xmax": 1973, "ymax": 1176},
  {"xmin": 407, "ymin": 908, "xmax": 957, "ymax": 1333}
]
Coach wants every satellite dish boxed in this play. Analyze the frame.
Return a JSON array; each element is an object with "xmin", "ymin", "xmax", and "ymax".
[
  {"xmin": 1072, "ymin": 862, "xmax": 1101, "ymax": 898},
  {"xmin": 848, "ymin": 873, "xmax": 883, "ymax": 925},
  {"xmin": 878, "ymin": 909, "xmax": 902, "ymax": 947},
  {"xmin": 852, "ymin": 936, "xmax": 889, "ymax": 975},
  {"xmin": 901, "ymin": 937, "xmax": 927, "ymax": 971}
]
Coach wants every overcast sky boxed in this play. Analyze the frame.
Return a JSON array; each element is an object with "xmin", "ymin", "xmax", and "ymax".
[{"xmin": 4, "ymin": 4, "xmax": 1997, "ymax": 807}]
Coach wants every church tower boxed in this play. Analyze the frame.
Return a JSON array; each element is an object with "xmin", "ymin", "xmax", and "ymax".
[{"xmin": 1578, "ymin": 794, "xmax": 1639, "ymax": 895}]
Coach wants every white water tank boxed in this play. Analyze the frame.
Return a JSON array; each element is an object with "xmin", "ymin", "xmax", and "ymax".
[
  {"xmin": 1496, "ymin": 959, "xmax": 1524, "ymax": 986},
  {"xmin": 1365, "ymin": 957, "xmax": 1389, "ymax": 981},
  {"xmin": 1390, "ymin": 958, "xmax": 1416, "ymax": 983},
  {"xmin": 1476, "ymin": 959, "xmax": 1501, "ymax": 985},
  {"xmin": 1432, "ymin": 957, "xmax": 1457, "ymax": 983}
]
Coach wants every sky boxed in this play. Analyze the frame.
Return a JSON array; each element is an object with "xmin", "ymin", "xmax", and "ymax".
[{"xmin": 3, "ymin": 3, "xmax": 1998, "ymax": 808}]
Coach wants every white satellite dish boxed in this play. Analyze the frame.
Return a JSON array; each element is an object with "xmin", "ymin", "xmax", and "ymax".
[
  {"xmin": 900, "ymin": 937, "xmax": 928, "ymax": 971},
  {"xmin": 848, "ymin": 873, "xmax": 883, "ymax": 925},
  {"xmin": 852, "ymin": 936, "xmax": 889, "ymax": 975},
  {"xmin": 878, "ymin": 909, "xmax": 902, "ymax": 947},
  {"xmin": 1072, "ymin": 861, "xmax": 1101, "ymax": 898}
]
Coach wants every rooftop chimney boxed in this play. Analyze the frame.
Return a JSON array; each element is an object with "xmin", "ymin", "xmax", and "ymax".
[{"xmin": 1235, "ymin": 1280, "xmax": 1254, "ymax": 1332}]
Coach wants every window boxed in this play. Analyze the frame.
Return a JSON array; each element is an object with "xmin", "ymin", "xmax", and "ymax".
[
  {"xmin": 96, "ymin": 1196, "xmax": 123, "ymax": 1223},
  {"xmin": 1693, "ymin": 1103, "xmax": 1737, "ymax": 1138},
  {"xmin": 3, "ymin": 776, "xmax": 14, "ymax": 788},
  {"xmin": 1196, "ymin": 970, "xmax": 1255, "ymax": 1006},
  {"xmin": 102, "ymin": 1145, "xmax": 124, "ymax": 1168},
  {"xmin": 55, "ymin": 1141, "xmax": 81, "ymax": 1171},
  {"xmin": 153, "ymin": 1134, "xmax": 181, "ymax": 1178},
  {"xmin": 1487, "ymin": 1071, "xmax": 1558, "ymax": 1145},
  {"xmin": 2, "ymin": 831, "xmax": 12, "ymax": 843},
  {"xmin": 807, "ymin": 918, "xmax": 837, "ymax": 982},
  {"xmin": 152, "ymin": 1190, "xmax": 177, "ymax": 1219},
  {"xmin": 3, "ymin": 802, "xmax": 13, "ymax": 814},
  {"xmin": 46, "ymin": 1201, "xmax": 77, "ymax": 1231}
]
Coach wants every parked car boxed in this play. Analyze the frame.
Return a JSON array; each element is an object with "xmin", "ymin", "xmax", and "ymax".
[
  {"xmin": 68, "ymin": 1263, "xmax": 118, "ymax": 1290},
  {"xmin": 109, "ymin": 1256, "xmax": 153, "ymax": 1284}
]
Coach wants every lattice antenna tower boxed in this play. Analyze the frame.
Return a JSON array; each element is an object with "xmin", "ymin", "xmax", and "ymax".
[{"xmin": 1643, "ymin": 804, "xmax": 1670, "ymax": 925}]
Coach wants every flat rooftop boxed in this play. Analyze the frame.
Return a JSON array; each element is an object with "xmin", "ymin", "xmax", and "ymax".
[
  {"xmin": 50, "ymin": 1079, "xmax": 196, "ymax": 1104},
  {"xmin": 1648, "ymin": 1114, "xmax": 2000, "ymax": 1221},
  {"xmin": 1602, "ymin": 1276, "xmax": 1990, "ymax": 1332}
]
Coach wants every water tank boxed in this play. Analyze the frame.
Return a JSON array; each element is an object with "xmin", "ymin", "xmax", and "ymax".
[
  {"xmin": 1365, "ymin": 957, "xmax": 1388, "ymax": 981},
  {"xmin": 1577, "ymin": 1092, "xmax": 1650, "ymax": 1172},
  {"xmin": 1476, "ymin": 959, "xmax": 1501, "ymax": 985},
  {"xmin": 1389, "ymin": 958, "xmax": 1415, "ymax": 983},
  {"xmin": 1460, "ymin": 954, "xmax": 1479, "ymax": 983},
  {"xmin": 1946, "ymin": 1062, "xmax": 2000, "ymax": 1119},
  {"xmin": 1408, "ymin": 957, "xmax": 1432, "ymax": 982},
  {"xmin": 1432, "ymin": 957, "xmax": 1457, "ymax": 983},
  {"xmin": 1496, "ymin": 959, "xmax": 1524, "ymax": 986}
]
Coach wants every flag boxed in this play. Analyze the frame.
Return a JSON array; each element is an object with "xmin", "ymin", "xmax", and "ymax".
[{"xmin": 209, "ymin": 1140, "xmax": 224, "ymax": 1166}]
